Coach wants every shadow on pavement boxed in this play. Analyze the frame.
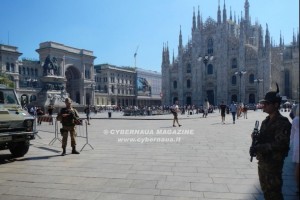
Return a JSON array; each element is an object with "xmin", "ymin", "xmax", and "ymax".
[
  {"xmin": 0, "ymin": 154, "xmax": 17, "ymax": 164},
  {"xmin": 17, "ymin": 154, "xmax": 62, "ymax": 161}
]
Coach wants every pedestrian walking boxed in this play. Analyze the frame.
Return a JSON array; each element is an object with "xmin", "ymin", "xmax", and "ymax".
[
  {"xmin": 242, "ymin": 104, "xmax": 248, "ymax": 119},
  {"xmin": 171, "ymin": 101, "xmax": 182, "ymax": 127},
  {"xmin": 250, "ymin": 84, "xmax": 291, "ymax": 200},
  {"xmin": 203, "ymin": 99, "xmax": 209, "ymax": 118},
  {"xmin": 219, "ymin": 101, "xmax": 227, "ymax": 124},
  {"xmin": 56, "ymin": 98, "xmax": 81, "ymax": 156},
  {"xmin": 229, "ymin": 101, "xmax": 237, "ymax": 124},
  {"xmin": 36, "ymin": 107, "xmax": 44, "ymax": 125},
  {"xmin": 47, "ymin": 105, "xmax": 54, "ymax": 125},
  {"xmin": 84, "ymin": 105, "xmax": 91, "ymax": 125}
]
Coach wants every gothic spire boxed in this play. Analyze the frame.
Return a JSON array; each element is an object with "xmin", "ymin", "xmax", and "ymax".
[
  {"xmin": 293, "ymin": 28, "xmax": 296, "ymax": 46},
  {"xmin": 217, "ymin": 0, "xmax": 221, "ymax": 24},
  {"xmin": 166, "ymin": 42, "xmax": 170, "ymax": 64},
  {"xmin": 192, "ymin": 7, "xmax": 196, "ymax": 31},
  {"xmin": 297, "ymin": 29, "xmax": 300, "ymax": 47},
  {"xmin": 234, "ymin": 11, "xmax": 236, "ymax": 23},
  {"xmin": 230, "ymin": 6, "xmax": 232, "ymax": 21},
  {"xmin": 178, "ymin": 26, "xmax": 183, "ymax": 57},
  {"xmin": 258, "ymin": 25, "xmax": 263, "ymax": 56},
  {"xmin": 265, "ymin": 23, "xmax": 270, "ymax": 49},
  {"xmin": 162, "ymin": 43, "xmax": 165, "ymax": 64},
  {"xmin": 280, "ymin": 31, "xmax": 283, "ymax": 47},
  {"xmin": 179, "ymin": 26, "xmax": 182, "ymax": 48},
  {"xmin": 223, "ymin": 0, "xmax": 227, "ymax": 23},
  {"xmin": 172, "ymin": 49, "xmax": 175, "ymax": 64},
  {"xmin": 244, "ymin": 0, "xmax": 250, "ymax": 22},
  {"xmin": 197, "ymin": 6, "xmax": 201, "ymax": 29},
  {"xmin": 241, "ymin": 11, "xmax": 243, "ymax": 21}
]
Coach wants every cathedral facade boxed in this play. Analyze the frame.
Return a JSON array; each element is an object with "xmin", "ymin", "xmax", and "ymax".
[{"xmin": 161, "ymin": 0, "xmax": 299, "ymax": 106}]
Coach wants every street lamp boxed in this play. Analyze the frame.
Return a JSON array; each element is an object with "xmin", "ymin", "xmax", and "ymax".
[
  {"xmin": 254, "ymin": 78, "xmax": 263, "ymax": 103},
  {"xmin": 91, "ymin": 83, "xmax": 95, "ymax": 106},
  {"xmin": 198, "ymin": 55, "xmax": 214, "ymax": 67},
  {"xmin": 197, "ymin": 54, "xmax": 214, "ymax": 104},
  {"xmin": 235, "ymin": 70, "xmax": 247, "ymax": 103}
]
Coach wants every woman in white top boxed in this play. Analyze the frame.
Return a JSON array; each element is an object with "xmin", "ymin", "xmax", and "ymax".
[
  {"xmin": 203, "ymin": 99, "xmax": 209, "ymax": 118},
  {"xmin": 172, "ymin": 101, "xmax": 182, "ymax": 127}
]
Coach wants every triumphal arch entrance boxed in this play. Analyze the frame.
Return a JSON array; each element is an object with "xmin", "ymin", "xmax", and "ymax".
[{"xmin": 35, "ymin": 41, "xmax": 96, "ymax": 107}]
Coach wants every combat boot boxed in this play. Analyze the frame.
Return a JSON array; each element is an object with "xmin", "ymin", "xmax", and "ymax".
[
  {"xmin": 61, "ymin": 148, "xmax": 66, "ymax": 156},
  {"xmin": 72, "ymin": 146, "xmax": 80, "ymax": 154}
]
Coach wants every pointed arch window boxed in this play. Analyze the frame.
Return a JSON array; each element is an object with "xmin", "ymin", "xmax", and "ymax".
[
  {"xmin": 207, "ymin": 64, "xmax": 213, "ymax": 75},
  {"xmin": 207, "ymin": 38, "xmax": 214, "ymax": 54},
  {"xmin": 249, "ymin": 74, "xmax": 254, "ymax": 83},
  {"xmin": 187, "ymin": 79, "xmax": 191, "ymax": 88},
  {"xmin": 231, "ymin": 58, "xmax": 237, "ymax": 68},
  {"xmin": 186, "ymin": 63, "xmax": 191, "ymax": 73},
  {"xmin": 232, "ymin": 75, "xmax": 237, "ymax": 85},
  {"xmin": 173, "ymin": 81, "xmax": 177, "ymax": 89}
]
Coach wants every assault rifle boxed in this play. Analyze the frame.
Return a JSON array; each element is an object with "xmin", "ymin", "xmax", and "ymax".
[{"xmin": 250, "ymin": 120, "xmax": 260, "ymax": 162}]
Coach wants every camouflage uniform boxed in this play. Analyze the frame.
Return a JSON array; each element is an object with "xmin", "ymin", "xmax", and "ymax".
[
  {"xmin": 256, "ymin": 111, "xmax": 291, "ymax": 200},
  {"xmin": 57, "ymin": 107, "xmax": 80, "ymax": 149}
]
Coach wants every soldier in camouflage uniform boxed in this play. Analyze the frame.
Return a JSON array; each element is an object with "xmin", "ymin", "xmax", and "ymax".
[
  {"xmin": 251, "ymin": 84, "xmax": 291, "ymax": 200},
  {"xmin": 57, "ymin": 98, "xmax": 80, "ymax": 156}
]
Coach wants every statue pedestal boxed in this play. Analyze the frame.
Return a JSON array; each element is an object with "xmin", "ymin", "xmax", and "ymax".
[
  {"xmin": 34, "ymin": 75, "xmax": 73, "ymax": 110},
  {"xmin": 40, "ymin": 75, "xmax": 65, "ymax": 83}
]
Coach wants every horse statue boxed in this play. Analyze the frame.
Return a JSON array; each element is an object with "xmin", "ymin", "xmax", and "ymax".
[{"xmin": 43, "ymin": 55, "xmax": 60, "ymax": 76}]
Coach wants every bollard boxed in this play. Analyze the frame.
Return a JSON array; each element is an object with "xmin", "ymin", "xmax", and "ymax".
[{"xmin": 108, "ymin": 112, "xmax": 112, "ymax": 118}]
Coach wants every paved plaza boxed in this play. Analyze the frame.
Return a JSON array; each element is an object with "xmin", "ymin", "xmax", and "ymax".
[{"xmin": 0, "ymin": 110, "xmax": 299, "ymax": 200}]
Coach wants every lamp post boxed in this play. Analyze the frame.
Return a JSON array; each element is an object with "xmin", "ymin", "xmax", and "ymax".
[
  {"xmin": 197, "ymin": 54, "xmax": 214, "ymax": 103},
  {"xmin": 198, "ymin": 54, "xmax": 214, "ymax": 67},
  {"xmin": 254, "ymin": 78, "xmax": 263, "ymax": 103},
  {"xmin": 91, "ymin": 83, "xmax": 95, "ymax": 106},
  {"xmin": 235, "ymin": 70, "xmax": 247, "ymax": 103}
]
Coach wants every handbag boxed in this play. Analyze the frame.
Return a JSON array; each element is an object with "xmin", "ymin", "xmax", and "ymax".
[{"xmin": 170, "ymin": 108, "xmax": 176, "ymax": 114}]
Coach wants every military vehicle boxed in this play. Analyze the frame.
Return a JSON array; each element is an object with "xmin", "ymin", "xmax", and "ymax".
[{"xmin": 0, "ymin": 85, "xmax": 37, "ymax": 157}]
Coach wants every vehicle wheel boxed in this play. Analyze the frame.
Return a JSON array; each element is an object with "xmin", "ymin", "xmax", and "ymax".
[{"xmin": 9, "ymin": 140, "xmax": 30, "ymax": 157}]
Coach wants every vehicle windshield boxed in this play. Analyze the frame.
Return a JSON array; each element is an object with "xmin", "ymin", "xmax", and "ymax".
[{"xmin": 0, "ymin": 90, "xmax": 18, "ymax": 104}]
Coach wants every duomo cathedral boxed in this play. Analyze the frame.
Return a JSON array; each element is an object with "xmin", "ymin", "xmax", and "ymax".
[{"xmin": 161, "ymin": 0, "xmax": 299, "ymax": 106}]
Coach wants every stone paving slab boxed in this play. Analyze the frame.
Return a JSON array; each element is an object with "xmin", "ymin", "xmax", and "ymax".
[{"xmin": 0, "ymin": 110, "xmax": 299, "ymax": 200}]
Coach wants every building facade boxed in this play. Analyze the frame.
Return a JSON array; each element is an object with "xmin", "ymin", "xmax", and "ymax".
[
  {"xmin": 271, "ymin": 42, "xmax": 299, "ymax": 102},
  {"xmin": 136, "ymin": 68, "xmax": 162, "ymax": 107},
  {"xmin": 0, "ymin": 42, "xmax": 162, "ymax": 108},
  {"xmin": 94, "ymin": 64, "xmax": 136, "ymax": 107},
  {"xmin": 1, "ymin": 42, "xmax": 96, "ymax": 107},
  {"xmin": 161, "ymin": 0, "xmax": 299, "ymax": 106},
  {"xmin": 94, "ymin": 64, "xmax": 162, "ymax": 107}
]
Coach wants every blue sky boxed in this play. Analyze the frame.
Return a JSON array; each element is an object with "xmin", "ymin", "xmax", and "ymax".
[{"xmin": 0, "ymin": 0, "xmax": 298, "ymax": 72}]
